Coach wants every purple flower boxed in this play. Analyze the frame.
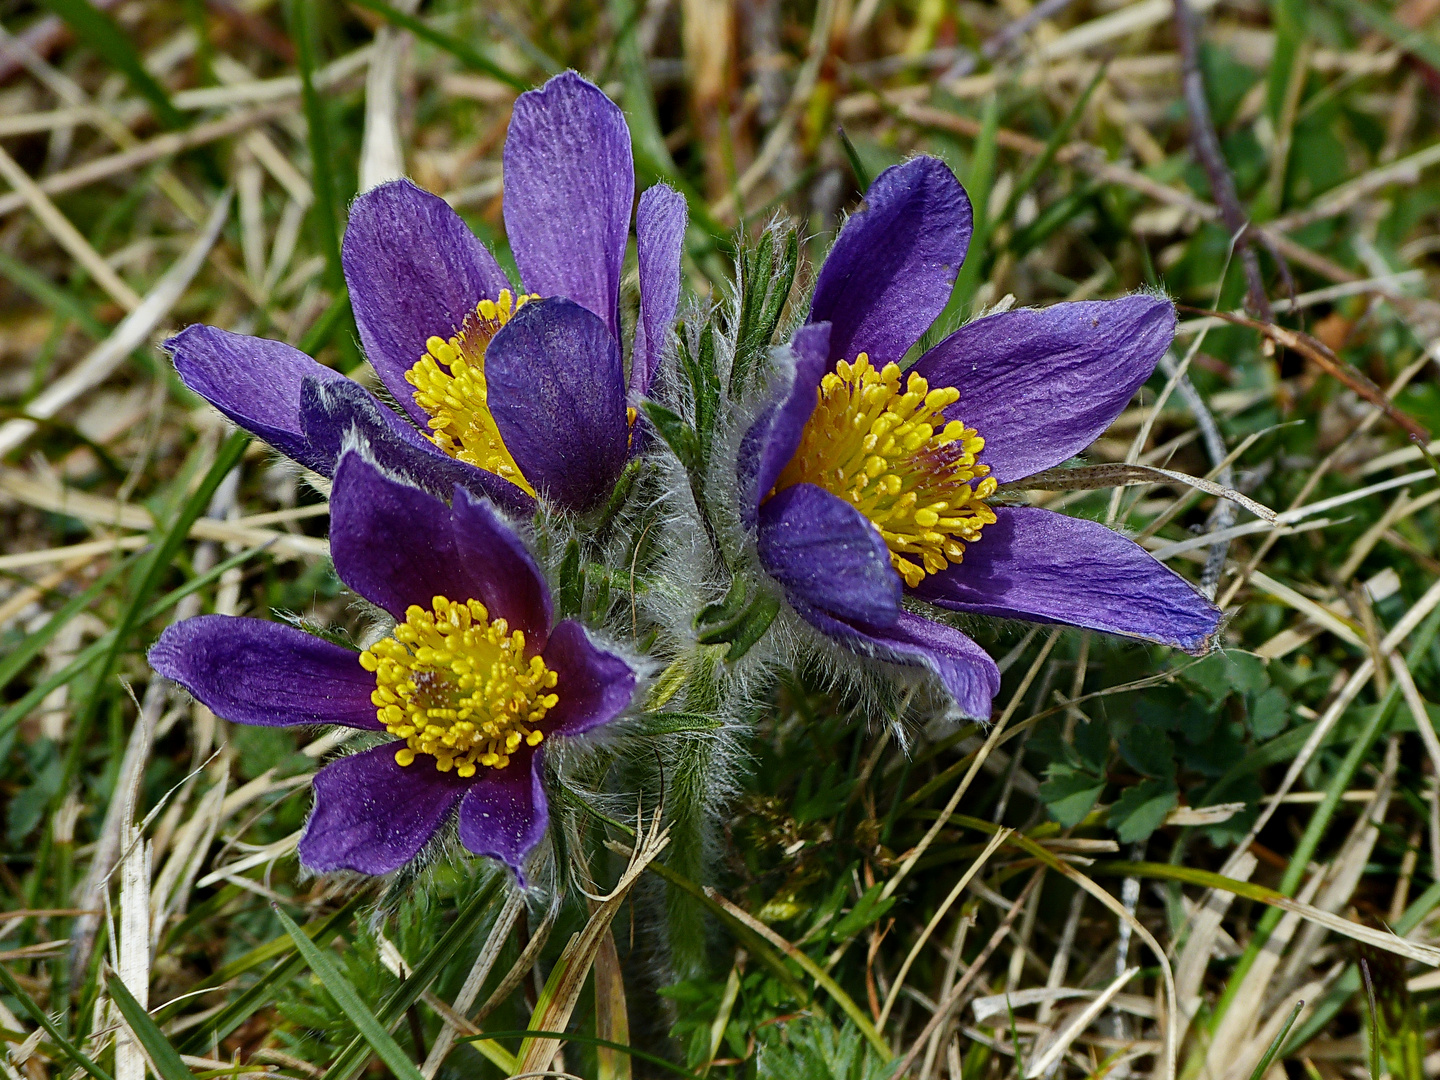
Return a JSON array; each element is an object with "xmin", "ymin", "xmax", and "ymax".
[
  {"xmin": 746, "ymin": 156, "xmax": 1221, "ymax": 720},
  {"xmin": 166, "ymin": 71, "xmax": 687, "ymax": 515},
  {"xmin": 149, "ymin": 453, "xmax": 635, "ymax": 878}
]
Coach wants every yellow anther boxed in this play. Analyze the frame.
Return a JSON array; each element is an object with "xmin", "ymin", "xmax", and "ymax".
[
  {"xmin": 359, "ymin": 595, "xmax": 560, "ymax": 774},
  {"xmin": 404, "ymin": 289, "xmax": 541, "ymax": 495},
  {"xmin": 772, "ymin": 353, "xmax": 996, "ymax": 588}
]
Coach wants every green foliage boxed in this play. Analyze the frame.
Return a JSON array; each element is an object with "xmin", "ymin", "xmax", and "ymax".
[{"xmin": 754, "ymin": 1018, "xmax": 892, "ymax": 1080}]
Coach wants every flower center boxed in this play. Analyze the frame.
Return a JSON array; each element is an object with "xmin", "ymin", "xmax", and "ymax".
[
  {"xmin": 772, "ymin": 354, "xmax": 998, "ymax": 589},
  {"xmin": 405, "ymin": 289, "xmax": 540, "ymax": 496},
  {"xmin": 359, "ymin": 595, "xmax": 559, "ymax": 777}
]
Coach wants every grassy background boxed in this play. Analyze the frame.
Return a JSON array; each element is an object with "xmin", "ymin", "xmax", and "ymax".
[{"xmin": 3, "ymin": 0, "xmax": 1440, "ymax": 1075}]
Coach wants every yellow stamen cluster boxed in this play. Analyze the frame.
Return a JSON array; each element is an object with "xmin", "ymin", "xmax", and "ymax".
[
  {"xmin": 774, "ymin": 354, "xmax": 997, "ymax": 589},
  {"xmin": 405, "ymin": 289, "xmax": 541, "ymax": 496},
  {"xmin": 359, "ymin": 595, "xmax": 559, "ymax": 777}
]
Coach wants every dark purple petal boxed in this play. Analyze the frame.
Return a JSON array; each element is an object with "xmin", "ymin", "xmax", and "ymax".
[
  {"xmin": 166, "ymin": 325, "xmax": 347, "ymax": 474},
  {"xmin": 797, "ymin": 607, "xmax": 998, "ymax": 720},
  {"xmin": 484, "ymin": 297, "xmax": 628, "ymax": 511},
  {"xmin": 630, "ymin": 183, "xmax": 688, "ymax": 399},
  {"xmin": 300, "ymin": 743, "xmax": 469, "ymax": 875},
  {"xmin": 342, "ymin": 179, "xmax": 514, "ymax": 421},
  {"xmin": 329, "ymin": 452, "xmax": 474, "ymax": 619},
  {"xmin": 503, "ymin": 72, "xmax": 633, "ymax": 339},
  {"xmin": 149, "ymin": 616, "xmax": 379, "ymax": 730},
  {"xmin": 809, "ymin": 156, "xmax": 972, "ymax": 366},
  {"xmin": 757, "ymin": 483, "xmax": 900, "ymax": 631},
  {"xmin": 746, "ymin": 322, "xmax": 831, "ymax": 517},
  {"xmin": 456, "ymin": 751, "xmax": 547, "ymax": 881},
  {"xmin": 539, "ymin": 620, "xmax": 634, "ymax": 738},
  {"xmin": 450, "ymin": 486, "xmax": 553, "ymax": 649},
  {"xmin": 912, "ymin": 506, "xmax": 1221, "ymax": 652},
  {"xmin": 912, "ymin": 295, "xmax": 1175, "ymax": 483},
  {"xmin": 300, "ymin": 377, "xmax": 534, "ymax": 515}
]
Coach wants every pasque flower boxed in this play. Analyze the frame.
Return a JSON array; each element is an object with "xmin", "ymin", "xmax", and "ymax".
[
  {"xmin": 745, "ymin": 156, "xmax": 1220, "ymax": 719},
  {"xmin": 167, "ymin": 71, "xmax": 687, "ymax": 515},
  {"xmin": 149, "ymin": 453, "xmax": 635, "ymax": 877}
]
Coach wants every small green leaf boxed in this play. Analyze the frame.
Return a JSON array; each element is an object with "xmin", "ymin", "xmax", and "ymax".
[
  {"xmin": 1107, "ymin": 779, "xmax": 1179, "ymax": 844},
  {"xmin": 1117, "ymin": 724, "xmax": 1175, "ymax": 780},
  {"xmin": 1038, "ymin": 765, "xmax": 1107, "ymax": 828},
  {"xmin": 694, "ymin": 592, "xmax": 781, "ymax": 661},
  {"xmin": 558, "ymin": 539, "xmax": 584, "ymax": 619},
  {"xmin": 273, "ymin": 906, "xmax": 426, "ymax": 1080},
  {"xmin": 640, "ymin": 400, "xmax": 700, "ymax": 473},
  {"xmin": 830, "ymin": 883, "xmax": 896, "ymax": 941}
]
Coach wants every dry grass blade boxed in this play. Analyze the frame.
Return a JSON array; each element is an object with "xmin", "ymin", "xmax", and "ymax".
[{"xmin": 515, "ymin": 808, "xmax": 669, "ymax": 1076}]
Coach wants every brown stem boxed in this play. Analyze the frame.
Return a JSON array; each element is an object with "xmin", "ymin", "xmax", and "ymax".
[
  {"xmin": 1173, "ymin": 0, "xmax": 1274, "ymax": 320},
  {"xmin": 1178, "ymin": 305, "xmax": 1432, "ymax": 441}
]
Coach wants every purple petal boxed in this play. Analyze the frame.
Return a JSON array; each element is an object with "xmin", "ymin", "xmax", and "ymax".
[
  {"xmin": 630, "ymin": 183, "xmax": 688, "ymax": 398},
  {"xmin": 450, "ymin": 487, "xmax": 553, "ymax": 649},
  {"xmin": 912, "ymin": 506, "xmax": 1221, "ymax": 652},
  {"xmin": 757, "ymin": 483, "xmax": 900, "ymax": 631},
  {"xmin": 484, "ymin": 297, "xmax": 628, "ymax": 511},
  {"xmin": 539, "ymin": 620, "xmax": 635, "ymax": 739},
  {"xmin": 342, "ymin": 179, "xmax": 514, "ymax": 422},
  {"xmin": 809, "ymin": 156, "xmax": 972, "ymax": 366},
  {"xmin": 149, "ymin": 616, "xmax": 379, "ymax": 730},
  {"xmin": 745, "ymin": 322, "xmax": 831, "ymax": 518},
  {"xmin": 503, "ymin": 72, "xmax": 633, "ymax": 339},
  {"xmin": 798, "ymin": 608, "xmax": 999, "ymax": 720},
  {"xmin": 300, "ymin": 377, "xmax": 535, "ymax": 515},
  {"xmin": 912, "ymin": 296, "xmax": 1175, "ymax": 483},
  {"xmin": 457, "ymin": 751, "xmax": 548, "ymax": 881},
  {"xmin": 300, "ymin": 743, "xmax": 469, "ymax": 875},
  {"xmin": 329, "ymin": 452, "xmax": 474, "ymax": 619},
  {"xmin": 166, "ymin": 325, "xmax": 347, "ymax": 474}
]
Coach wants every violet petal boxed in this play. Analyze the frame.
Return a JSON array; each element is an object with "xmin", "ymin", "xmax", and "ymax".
[
  {"xmin": 795, "ymin": 606, "xmax": 999, "ymax": 720},
  {"xmin": 456, "ymin": 750, "xmax": 548, "ymax": 882},
  {"xmin": 150, "ymin": 616, "xmax": 379, "ymax": 729},
  {"xmin": 913, "ymin": 506, "xmax": 1221, "ymax": 652},
  {"xmin": 809, "ymin": 156, "xmax": 972, "ymax": 366},
  {"xmin": 300, "ymin": 377, "xmax": 534, "ymax": 515},
  {"xmin": 329, "ymin": 452, "xmax": 474, "ymax": 619},
  {"xmin": 503, "ymin": 72, "xmax": 633, "ymax": 339},
  {"xmin": 299, "ymin": 743, "xmax": 469, "ymax": 875},
  {"xmin": 912, "ymin": 295, "xmax": 1175, "ymax": 483},
  {"xmin": 450, "ymin": 486, "xmax": 554, "ymax": 649},
  {"xmin": 757, "ymin": 482, "xmax": 901, "ymax": 631},
  {"xmin": 630, "ymin": 183, "xmax": 688, "ymax": 398},
  {"xmin": 745, "ymin": 322, "xmax": 831, "ymax": 518},
  {"xmin": 484, "ymin": 297, "xmax": 628, "ymax": 512},
  {"xmin": 537, "ymin": 620, "xmax": 635, "ymax": 739},
  {"xmin": 343, "ymin": 179, "xmax": 514, "ymax": 423},
  {"xmin": 166, "ymin": 325, "xmax": 347, "ymax": 474}
]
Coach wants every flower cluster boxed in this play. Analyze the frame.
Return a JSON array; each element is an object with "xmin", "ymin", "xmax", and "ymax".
[{"xmin": 150, "ymin": 72, "xmax": 1221, "ymax": 883}]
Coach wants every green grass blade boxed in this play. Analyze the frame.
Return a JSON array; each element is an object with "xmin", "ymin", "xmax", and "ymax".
[
  {"xmin": 0, "ymin": 965, "xmax": 115, "ymax": 1080},
  {"xmin": 0, "ymin": 532, "xmax": 264, "ymax": 742},
  {"xmin": 1247, "ymin": 1000, "xmax": 1302, "ymax": 1080},
  {"xmin": 998, "ymin": 62, "xmax": 1105, "ymax": 230},
  {"xmin": 0, "ymin": 250, "xmax": 109, "ymax": 340},
  {"xmin": 287, "ymin": 0, "xmax": 342, "ymax": 296},
  {"xmin": 274, "ymin": 906, "xmax": 426, "ymax": 1080},
  {"xmin": 106, "ymin": 975, "xmax": 195, "ymax": 1080},
  {"xmin": 1326, "ymin": 0, "xmax": 1440, "ymax": 73},
  {"xmin": 474, "ymin": 1030, "xmax": 702, "ymax": 1080},
  {"xmin": 0, "ymin": 553, "xmax": 135, "ymax": 694},
  {"xmin": 175, "ymin": 898, "xmax": 365, "ymax": 1053},
  {"xmin": 37, "ymin": 0, "xmax": 186, "ymax": 128},
  {"xmin": 323, "ymin": 873, "xmax": 506, "ymax": 1080},
  {"xmin": 940, "ymin": 94, "xmax": 1001, "ymax": 324},
  {"xmin": 344, "ymin": 0, "xmax": 528, "ymax": 90}
]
